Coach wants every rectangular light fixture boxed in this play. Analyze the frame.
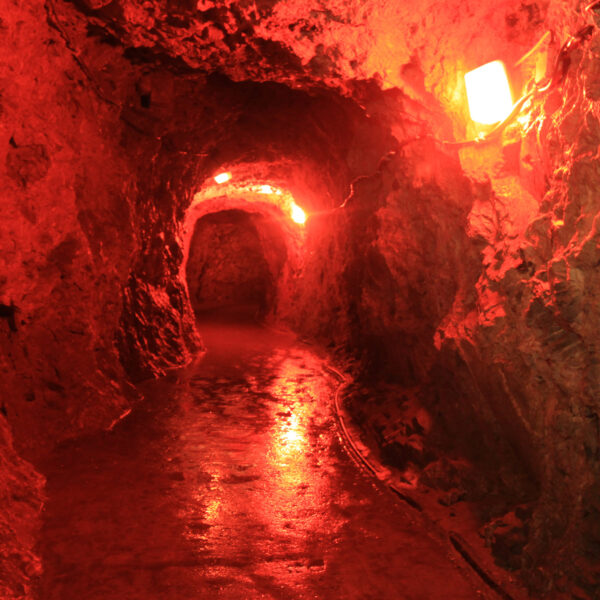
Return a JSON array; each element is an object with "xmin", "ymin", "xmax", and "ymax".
[{"xmin": 464, "ymin": 60, "xmax": 513, "ymax": 125}]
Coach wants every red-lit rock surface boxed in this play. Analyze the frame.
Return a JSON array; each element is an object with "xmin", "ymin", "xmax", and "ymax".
[
  {"xmin": 65, "ymin": 0, "xmax": 562, "ymax": 127},
  {"xmin": 2, "ymin": 0, "xmax": 600, "ymax": 597},
  {"xmin": 186, "ymin": 210, "xmax": 287, "ymax": 318},
  {"xmin": 0, "ymin": 3, "xmax": 133, "ymax": 593},
  {"xmin": 0, "ymin": 420, "xmax": 44, "ymax": 600},
  {"xmin": 431, "ymin": 31, "xmax": 600, "ymax": 593}
]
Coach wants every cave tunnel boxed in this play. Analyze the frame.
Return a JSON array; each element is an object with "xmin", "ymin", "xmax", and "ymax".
[
  {"xmin": 2, "ymin": 0, "xmax": 600, "ymax": 598},
  {"xmin": 186, "ymin": 208, "xmax": 288, "ymax": 322}
]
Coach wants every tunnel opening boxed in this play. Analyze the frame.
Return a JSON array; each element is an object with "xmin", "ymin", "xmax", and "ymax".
[
  {"xmin": 180, "ymin": 172, "xmax": 312, "ymax": 337},
  {"xmin": 185, "ymin": 208, "xmax": 287, "ymax": 323}
]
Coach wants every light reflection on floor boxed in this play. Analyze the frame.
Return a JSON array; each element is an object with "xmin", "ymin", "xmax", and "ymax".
[
  {"xmin": 169, "ymin": 341, "xmax": 338, "ymax": 593},
  {"xmin": 265, "ymin": 354, "xmax": 332, "ymax": 535},
  {"xmin": 38, "ymin": 321, "xmax": 487, "ymax": 600}
]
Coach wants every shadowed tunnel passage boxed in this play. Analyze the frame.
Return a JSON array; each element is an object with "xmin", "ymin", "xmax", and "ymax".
[
  {"xmin": 186, "ymin": 210, "xmax": 287, "ymax": 321},
  {"xmin": 3, "ymin": 1, "xmax": 600, "ymax": 598}
]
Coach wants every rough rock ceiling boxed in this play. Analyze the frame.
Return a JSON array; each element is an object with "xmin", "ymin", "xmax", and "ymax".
[{"xmin": 66, "ymin": 0, "xmax": 555, "ymax": 107}]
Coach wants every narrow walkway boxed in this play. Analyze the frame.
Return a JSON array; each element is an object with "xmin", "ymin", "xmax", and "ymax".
[{"xmin": 38, "ymin": 320, "xmax": 486, "ymax": 599}]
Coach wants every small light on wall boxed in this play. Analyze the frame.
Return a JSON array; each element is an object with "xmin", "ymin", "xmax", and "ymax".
[
  {"xmin": 214, "ymin": 171, "xmax": 232, "ymax": 184},
  {"xmin": 290, "ymin": 202, "xmax": 306, "ymax": 225},
  {"xmin": 464, "ymin": 60, "xmax": 513, "ymax": 125}
]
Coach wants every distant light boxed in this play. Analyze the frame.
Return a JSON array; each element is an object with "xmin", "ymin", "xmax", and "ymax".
[
  {"xmin": 258, "ymin": 184, "xmax": 274, "ymax": 194},
  {"xmin": 552, "ymin": 219, "xmax": 565, "ymax": 227},
  {"xmin": 464, "ymin": 60, "xmax": 513, "ymax": 125},
  {"xmin": 214, "ymin": 172, "xmax": 232, "ymax": 184},
  {"xmin": 290, "ymin": 202, "xmax": 306, "ymax": 225}
]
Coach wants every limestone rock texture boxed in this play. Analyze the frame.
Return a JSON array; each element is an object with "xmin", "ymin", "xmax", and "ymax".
[{"xmin": 2, "ymin": 0, "xmax": 600, "ymax": 597}]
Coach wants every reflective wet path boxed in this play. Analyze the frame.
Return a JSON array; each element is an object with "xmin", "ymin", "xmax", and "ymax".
[{"xmin": 38, "ymin": 321, "xmax": 484, "ymax": 599}]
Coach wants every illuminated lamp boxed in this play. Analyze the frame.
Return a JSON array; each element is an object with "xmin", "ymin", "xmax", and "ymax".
[
  {"xmin": 258, "ymin": 184, "xmax": 274, "ymax": 194},
  {"xmin": 290, "ymin": 202, "xmax": 306, "ymax": 225},
  {"xmin": 214, "ymin": 171, "xmax": 232, "ymax": 184},
  {"xmin": 464, "ymin": 60, "xmax": 513, "ymax": 125}
]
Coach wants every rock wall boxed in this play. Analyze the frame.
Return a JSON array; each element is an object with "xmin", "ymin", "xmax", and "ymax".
[
  {"xmin": 0, "ymin": 419, "xmax": 44, "ymax": 600},
  {"xmin": 0, "ymin": 1, "xmax": 135, "ymax": 593},
  {"xmin": 0, "ymin": 0, "xmax": 134, "ymax": 457},
  {"xmin": 186, "ymin": 210, "xmax": 279, "ymax": 317},
  {"xmin": 436, "ymin": 31, "xmax": 600, "ymax": 592},
  {"xmin": 0, "ymin": 2, "xmax": 198, "ymax": 595}
]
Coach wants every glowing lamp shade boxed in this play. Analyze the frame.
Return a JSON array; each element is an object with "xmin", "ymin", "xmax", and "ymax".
[
  {"xmin": 464, "ymin": 60, "xmax": 513, "ymax": 125},
  {"xmin": 290, "ymin": 202, "xmax": 306, "ymax": 225},
  {"xmin": 214, "ymin": 171, "xmax": 232, "ymax": 184}
]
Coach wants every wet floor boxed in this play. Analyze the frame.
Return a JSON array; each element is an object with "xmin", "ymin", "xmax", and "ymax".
[{"xmin": 37, "ymin": 319, "xmax": 485, "ymax": 599}]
